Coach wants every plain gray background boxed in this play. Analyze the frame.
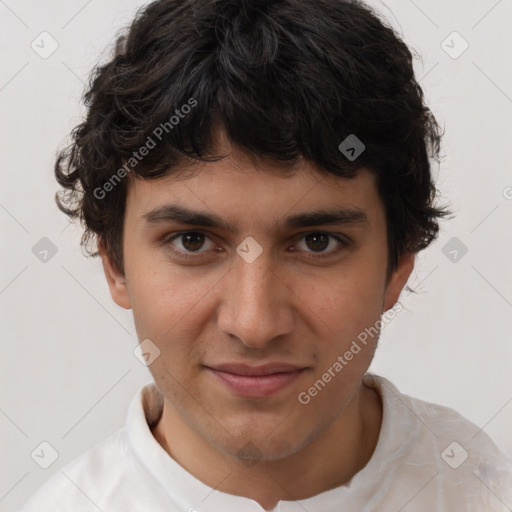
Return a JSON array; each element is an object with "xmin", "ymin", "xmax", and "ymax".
[{"xmin": 1, "ymin": 0, "xmax": 512, "ymax": 510}]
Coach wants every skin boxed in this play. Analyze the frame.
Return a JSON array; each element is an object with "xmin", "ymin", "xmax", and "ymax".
[{"xmin": 100, "ymin": 130, "xmax": 415, "ymax": 511}]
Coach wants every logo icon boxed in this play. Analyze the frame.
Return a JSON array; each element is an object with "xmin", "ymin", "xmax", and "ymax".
[
  {"xmin": 441, "ymin": 441, "xmax": 469, "ymax": 469},
  {"xmin": 441, "ymin": 31, "xmax": 469, "ymax": 59},
  {"xmin": 32, "ymin": 237, "xmax": 58, "ymax": 263},
  {"xmin": 31, "ymin": 32, "xmax": 59, "ymax": 60},
  {"xmin": 133, "ymin": 339, "xmax": 161, "ymax": 366},
  {"xmin": 236, "ymin": 236, "xmax": 263, "ymax": 263},
  {"xmin": 338, "ymin": 134, "xmax": 365, "ymax": 161},
  {"xmin": 31, "ymin": 441, "xmax": 59, "ymax": 469},
  {"xmin": 442, "ymin": 236, "xmax": 468, "ymax": 263}
]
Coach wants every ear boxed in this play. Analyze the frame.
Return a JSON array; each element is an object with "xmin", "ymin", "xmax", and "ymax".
[
  {"xmin": 382, "ymin": 251, "xmax": 415, "ymax": 311},
  {"xmin": 98, "ymin": 239, "xmax": 132, "ymax": 310}
]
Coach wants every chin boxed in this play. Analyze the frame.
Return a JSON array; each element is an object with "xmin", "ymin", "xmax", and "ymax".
[{"xmin": 209, "ymin": 424, "xmax": 314, "ymax": 464}]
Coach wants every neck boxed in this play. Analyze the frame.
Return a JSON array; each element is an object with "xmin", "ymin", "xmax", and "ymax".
[{"xmin": 152, "ymin": 382, "xmax": 382, "ymax": 511}]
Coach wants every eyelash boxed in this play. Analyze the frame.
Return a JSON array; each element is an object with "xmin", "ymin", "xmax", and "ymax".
[{"xmin": 163, "ymin": 230, "xmax": 350, "ymax": 260}]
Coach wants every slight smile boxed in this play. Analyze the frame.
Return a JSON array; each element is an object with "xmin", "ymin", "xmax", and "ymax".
[{"xmin": 205, "ymin": 363, "xmax": 308, "ymax": 399}]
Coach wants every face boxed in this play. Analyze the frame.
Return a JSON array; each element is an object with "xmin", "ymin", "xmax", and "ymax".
[{"xmin": 101, "ymin": 140, "xmax": 414, "ymax": 462}]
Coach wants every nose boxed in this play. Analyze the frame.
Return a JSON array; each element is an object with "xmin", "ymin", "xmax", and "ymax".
[{"xmin": 217, "ymin": 252, "xmax": 295, "ymax": 349}]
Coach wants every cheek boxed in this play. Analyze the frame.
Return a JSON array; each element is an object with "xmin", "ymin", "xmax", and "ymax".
[
  {"xmin": 127, "ymin": 261, "xmax": 222, "ymax": 343},
  {"xmin": 296, "ymin": 266, "xmax": 386, "ymax": 342}
]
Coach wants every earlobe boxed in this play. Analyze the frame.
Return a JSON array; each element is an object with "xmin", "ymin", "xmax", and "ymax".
[
  {"xmin": 383, "ymin": 251, "xmax": 415, "ymax": 311},
  {"xmin": 98, "ymin": 240, "xmax": 132, "ymax": 310}
]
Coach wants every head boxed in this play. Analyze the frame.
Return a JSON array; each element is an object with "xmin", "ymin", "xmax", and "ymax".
[{"xmin": 55, "ymin": 0, "xmax": 449, "ymax": 461}]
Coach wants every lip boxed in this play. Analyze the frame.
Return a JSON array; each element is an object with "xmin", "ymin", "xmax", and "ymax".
[
  {"xmin": 208, "ymin": 362, "xmax": 305, "ymax": 376},
  {"xmin": 206, "ymin": 363, "xmax": 307, "ymax": 398}
]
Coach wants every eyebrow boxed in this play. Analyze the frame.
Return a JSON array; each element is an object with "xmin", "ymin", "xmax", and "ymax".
[{"xmin": 142, "ymin": 204, "xmax": 368, "ymax": 232}]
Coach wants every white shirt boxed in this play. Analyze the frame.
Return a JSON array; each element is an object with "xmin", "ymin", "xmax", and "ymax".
[{"xmin": 20, "ymin": 373, "xmax": 512, "ymax": 511}]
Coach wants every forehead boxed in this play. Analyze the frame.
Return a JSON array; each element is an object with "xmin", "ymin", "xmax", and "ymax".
[{"xmin": 125, "ymin": 153, "xmax": 384, "ymax": 232}]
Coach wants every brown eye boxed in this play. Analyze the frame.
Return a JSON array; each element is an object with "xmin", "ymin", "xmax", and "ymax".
[
  {"xmin": 294, "ymin": 232, "xmax": 349, "ymax": 258},
  {"xmin": 180, "ymin": 232, "xmax": 206, "ymax": 252},
  {"xmin": 304, "ymin": 233, "xmax": 330, "ymax": 252},
  {"xmin": 166, "ymin": 231, "xmax": 217, "ymax": 258}
]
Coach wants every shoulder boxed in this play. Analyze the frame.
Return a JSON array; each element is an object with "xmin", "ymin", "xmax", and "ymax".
[
  {"xmin": 19, "ymin": 429, "xmax": 125, "ymax": 511},
  {"xmin": 366, "ymin": 373, "xmax": 512, "ymax": 510},
  {"xmin": 19, "ymin": 382, "xmax": 169, "ymax": 511}
]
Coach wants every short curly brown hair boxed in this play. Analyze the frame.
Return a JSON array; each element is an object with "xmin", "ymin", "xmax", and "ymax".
[{"xmin": 55, "ymin": 0, "xmax": 450, "ymax": 279}]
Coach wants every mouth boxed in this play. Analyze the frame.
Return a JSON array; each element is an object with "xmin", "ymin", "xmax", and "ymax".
[{"xmin": 205, "ymin": 363, "xmax": 308, "ymax": 399}]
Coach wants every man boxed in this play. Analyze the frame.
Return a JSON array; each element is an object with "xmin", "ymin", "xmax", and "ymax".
[{"xmin": 21, "ymin": 0, "xmax": 512, "ymax": 510}]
